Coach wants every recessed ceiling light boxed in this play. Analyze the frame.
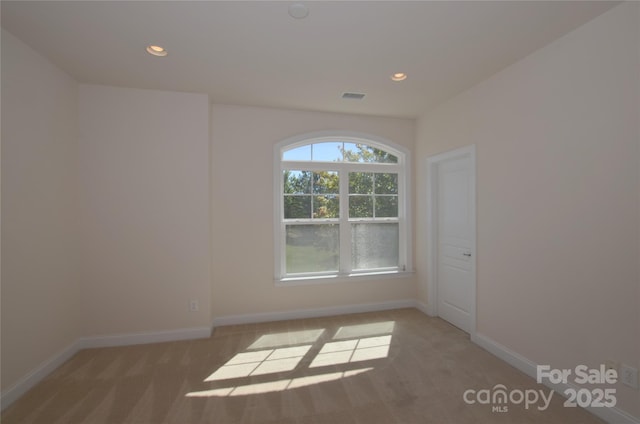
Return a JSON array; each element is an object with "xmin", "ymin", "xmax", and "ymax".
[
  {"xmin": 146, "ymin": 45, "xmax": 167, "ymax": 57},
  {"xmin": 391, "ymin": 72, "xmax": 407, "ymax": 82},
  {"xmin": 288, "ymin": 3, "xmax": 309, "ymax": 19}
]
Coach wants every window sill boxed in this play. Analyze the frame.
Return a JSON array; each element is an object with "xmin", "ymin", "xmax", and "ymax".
[{"xmin": 275, "ymin": 270, "xmax": 415, "ymax": 287}]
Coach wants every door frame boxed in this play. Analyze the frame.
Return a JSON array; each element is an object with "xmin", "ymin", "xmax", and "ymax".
[{"xmin": 425, "ymin": 145, "xmax": 477, "ymax": 336}]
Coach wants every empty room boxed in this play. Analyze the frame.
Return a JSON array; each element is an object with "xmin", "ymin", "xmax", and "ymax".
[{"xmin": 1, "ymin": 1, "xmax": 639, "ymax": 423}]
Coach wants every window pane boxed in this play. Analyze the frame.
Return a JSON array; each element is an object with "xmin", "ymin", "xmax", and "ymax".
[
  {"xmin": 374, "ymin": 173, "xmax": 398, "ymax": 194},
  {"xmin": 351, "ymin": 223, "xmax": 399, "ymax": 270},
  {"xmin": 349, "ymin": 172, "xmax": 373, "ymax": 194},
  {"xmin": 343, "ymin": 143, "xmax": 362, "ymax": 162},
  {"xmin": 313, "ymin": 171, "xmax": 339, "ymax": 194},
  {"xmin": 349, "ymin": 196, "xmax": 373, "ymax": 218},
  {"xmin": 283, "ymin": 145, "xmax": 311, "ymax": 161},
  {"xmin": 313, "ymin": 195, "xmax": 339, "ymax": 218},
  {"xmin": 312, "ymin": 142, "xmax": 343, "ymax": 162},
  {"xmin": 286, "ymin": 225, "xmax": 339, "ymax": 273},
  {"xmin": 375, "ymin": 196, "xmax": 398, "ymax": 217},
  {"xmin": 373, "ymin": 148, "xmax": 398, "ymax": 164},
  {"xmin": 285, "ymin": 142, "xmax": 398, "ymax": 163},
  {"xmin": 284, "ymin": 196, "xmax": 311, "ymax": 219},
  {"xmin": 343, "ymin": 143, "xmax": 398, "ymax": 163},
  {"xmin": 284, "ymin": 170, "xmax": 311, "ymax": 194}
]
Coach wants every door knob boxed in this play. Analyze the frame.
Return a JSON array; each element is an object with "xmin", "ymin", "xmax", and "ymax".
[{"xmin": 463, "ymin": 252, "xmax": 472, "ymax": 257}]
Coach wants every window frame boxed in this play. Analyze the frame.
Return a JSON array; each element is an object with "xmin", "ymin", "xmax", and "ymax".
[{"xmin": 274, "ymin": 131, "xmax": 412, "ymax": 284}]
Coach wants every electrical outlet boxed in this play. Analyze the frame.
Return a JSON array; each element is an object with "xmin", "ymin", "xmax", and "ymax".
[
  {"xmin": 189, "ymin": 300, "xmax": 199, "ymax": 312},
  {"xmin": 620, "ymin": 364, "xmax": 638, "ymax": 389}
]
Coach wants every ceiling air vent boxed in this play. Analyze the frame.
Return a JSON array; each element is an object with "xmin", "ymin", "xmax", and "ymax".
[{"xmin": 342, "ymin": 92, "xmax": 366, "ymax": 100}]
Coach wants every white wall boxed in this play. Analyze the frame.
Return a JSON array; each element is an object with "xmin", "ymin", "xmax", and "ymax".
[
  {"xmin": 78, "ymin": 84, "xmax": 211, "ymax": 336},
  {"xmin": 1, "ymin": 30, "xmax": 80, "ymax": 392},
  {"xmin": 210, "ymin": 104, "xmax": 416, "ymax": 319},
  {"xmin": 416, "ymin": 2, "xmax": 639, "ymax": 417}
]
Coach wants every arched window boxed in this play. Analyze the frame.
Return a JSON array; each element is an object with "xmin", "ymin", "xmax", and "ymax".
[{"xmin": 274, "ymin": 132, "xmax": 410, "ymax": 281}]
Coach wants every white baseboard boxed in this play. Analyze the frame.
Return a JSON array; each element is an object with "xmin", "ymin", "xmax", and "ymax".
[
  {"xmin": 414, "ymin": 300, "xmax": 434, "ymax": 317},
  {"xmin": 472, "ymin": 333, "xmax": 640, "ymax": 424},
  {"xmin": 77, "ymin": 326, "xmax": 212, "ymax": 349},
  {"xmin": 471, "ymin": 332, "xmax": 539, "ymax": 377},
  {"xmin": 211, "ymin": 299, "xmax": 417, "ymax": 327},
  {"xmin": 0, "ymin": 325, "xmax": 212, "ymax": 411},
  {"xmin": 0, "ymin": 340, "xmax": 81, "ymax": 411}
]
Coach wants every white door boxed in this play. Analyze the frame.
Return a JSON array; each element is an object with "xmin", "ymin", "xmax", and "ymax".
[{"xmin": 436, "ymin": 155, "xmax": 474, "ymax": 333}]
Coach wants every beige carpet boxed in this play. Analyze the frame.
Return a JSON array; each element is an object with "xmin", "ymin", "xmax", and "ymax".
[{"xmin": 2, "ymin": 308, "xmax": 605, "ymax": 423}]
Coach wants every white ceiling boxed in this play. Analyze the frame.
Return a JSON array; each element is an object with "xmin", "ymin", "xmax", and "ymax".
[{"xmin": 1, "ymin": 1, "xmax": 618, "ymax": 118}]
